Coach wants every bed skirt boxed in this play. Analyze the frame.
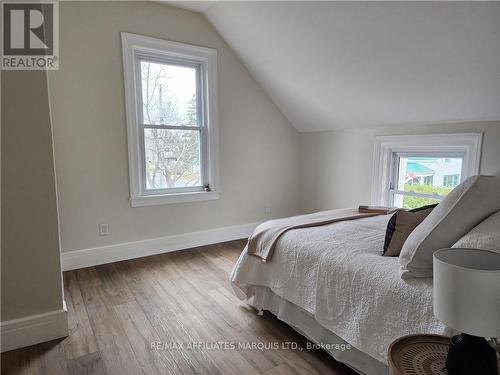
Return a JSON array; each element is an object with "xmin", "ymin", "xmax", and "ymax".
[{"xmin": 242, "ymin": 285, "xmax": 389, "ymax": 375}]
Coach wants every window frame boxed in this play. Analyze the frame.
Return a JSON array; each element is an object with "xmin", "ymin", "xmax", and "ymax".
[
  {"xmin": 121, "ymin": 32, "xmax": 219, "ymax": 207},
  {"xmin": 371, "ymin": 133, "xmax": 482, "ymax": 207}
]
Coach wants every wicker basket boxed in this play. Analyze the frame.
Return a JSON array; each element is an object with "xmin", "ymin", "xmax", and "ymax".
[{"xmin": 388, "ymin": 334, "xmax": 450, "ymax": 375}]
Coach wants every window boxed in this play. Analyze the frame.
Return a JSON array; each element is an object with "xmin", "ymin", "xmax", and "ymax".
[
  {"xmin": 443, "ymin": 174, "xmax": 460, "ymax": 187},
  {"xmin": 423, "ymin": 175, "xmax": 434, "ymax": 185},
  {"xmin": 393, "ymin": 156, "xmax": 463, "ymax": 209},
  {"xmin": 372, "ymin": 133, "xmax": 482, "ymax": 208},
  {"xmin": 122, "ymin": 33, "xmax": 219, "ymax": 206}
]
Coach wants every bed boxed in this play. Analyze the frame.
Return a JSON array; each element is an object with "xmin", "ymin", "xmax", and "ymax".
[{"xmin": 230, "ymin": 214, "xmax": 450, "ymax": 375}]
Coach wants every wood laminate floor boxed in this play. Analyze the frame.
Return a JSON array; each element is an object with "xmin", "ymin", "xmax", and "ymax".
[{"xmin": 1, "ymin": 240, "xmax": 357, "ymax": 375}]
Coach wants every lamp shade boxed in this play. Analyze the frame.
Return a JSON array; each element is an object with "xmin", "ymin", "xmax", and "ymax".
[{"xmin": 433, "ymin": 248, "xmax": 500, "ymax": 338}]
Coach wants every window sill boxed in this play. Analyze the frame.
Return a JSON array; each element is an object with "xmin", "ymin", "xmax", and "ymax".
[{"xmin": 130, "ymin": 191, "xmax": 220, "ymax": 207}]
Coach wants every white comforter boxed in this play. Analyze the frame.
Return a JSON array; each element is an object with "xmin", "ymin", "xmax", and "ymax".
[{"xmin": 230, "ymin": 215, "xmax": 448, "ymax": 364}]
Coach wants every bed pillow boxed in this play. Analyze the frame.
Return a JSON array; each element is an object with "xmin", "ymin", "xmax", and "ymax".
[
  {"xmin": 383, "ymin": 204, "xmax": 437, "ymax": 257},
  {"xmin": 399, "ymin": 174, "xmax": 500, "ymax": 279},
  {"xmin": 452, "ymin": 210, "xmax": 500, "ymax": 252}
]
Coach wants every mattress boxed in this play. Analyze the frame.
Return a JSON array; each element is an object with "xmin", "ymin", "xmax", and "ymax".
[{"xmin": 230, "ymin": 214, "xmax": 449, "ymax": 366}]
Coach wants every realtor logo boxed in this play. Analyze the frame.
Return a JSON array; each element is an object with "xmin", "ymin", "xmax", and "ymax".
[{"xmin": 1, "ymin": 1, "xmax": 59, "ymax": 70}]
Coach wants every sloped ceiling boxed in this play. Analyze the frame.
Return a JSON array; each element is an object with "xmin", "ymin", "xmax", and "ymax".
[{"xmin": 169, "ymin": 1, "xmax": 500, "ymax": 131}]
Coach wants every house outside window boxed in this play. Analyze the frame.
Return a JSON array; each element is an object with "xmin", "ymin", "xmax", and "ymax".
[
  {"xmin": 121, "ymin": 33, "xmax": 219, "ymax": 207},
  {"xmin": 393, "ymin": 156, "xmax": 463, "ymax": 209},
  {"xmin": 372, "ymin": 133, "xmax": 482, "ymax": 209}
]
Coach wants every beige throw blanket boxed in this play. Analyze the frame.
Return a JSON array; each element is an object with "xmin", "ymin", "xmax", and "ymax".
[{"xmin": 247, "ymin": 208, "xmax": 386, "ymax": 261}]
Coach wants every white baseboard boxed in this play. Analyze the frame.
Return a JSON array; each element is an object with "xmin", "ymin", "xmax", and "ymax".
[
  {"xmin": 62, "ymin": 221, "xmax": 259, "ymax": 271},
  {"xmin": 1, "ymin": 306, "xmax": 68, "ymax": 353}
]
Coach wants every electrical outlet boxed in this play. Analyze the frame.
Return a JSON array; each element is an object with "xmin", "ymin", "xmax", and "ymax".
[{"xmin": 99, "ymin": 223, "xmax": 110, "ymax": 236}]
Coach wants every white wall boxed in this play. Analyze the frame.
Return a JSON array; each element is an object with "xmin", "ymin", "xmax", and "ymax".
[
  {"xmin": 2, "ymin": 71, "xmax": 64, "ymax": 320},
  {"xmin": 1, "ymin": 70, "xmax": 67, "ymax": 350},
  {"xmin": 299, "ymin": 121, "xmax": 500, "ymax": 213},
  {"xmin": 48, "ymin": 2, "xmax": 299, "ymax": 253}
]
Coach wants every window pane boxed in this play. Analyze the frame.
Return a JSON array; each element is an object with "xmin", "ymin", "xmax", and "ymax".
[
  {"xmin": 144, "ymin": 129, "xmax": 201, "ymax": 190},
  {"xmin": 141, "ymin": 61, "xmax": 198, "ymax": 126},
  {"xmin": 395, "ymin": 194, "xmax": 442, "ymax": 210},
  {"xmin": 394, "ymin": 156, "xmax": 463, "ymax": 209}
]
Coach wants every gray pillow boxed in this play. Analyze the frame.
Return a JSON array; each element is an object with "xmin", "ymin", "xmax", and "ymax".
[
  {"xmin": 452, "ymin": 210, "xmax": 500, "ymax": 252},
  {"xmin": 399, "ymin": 174, "xmax": 500, "ymax": 279},
  {"xmin": 383, "ymin": 206, "xmax": 436, "ymax": 257}
]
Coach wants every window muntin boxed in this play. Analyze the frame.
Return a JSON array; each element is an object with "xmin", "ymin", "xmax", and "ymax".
[{"xmin": 391, "ymin": 155, "xmax": 463, "ymax": 209}]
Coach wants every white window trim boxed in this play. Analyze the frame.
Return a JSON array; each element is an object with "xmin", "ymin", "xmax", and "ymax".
[
  {"xmin": 121, "ymin": 32, "xmax": 220, "ymax": 207},
  {"xmin": 371, "ymin": 133, "xmax": 482, "ymax": 206}
]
